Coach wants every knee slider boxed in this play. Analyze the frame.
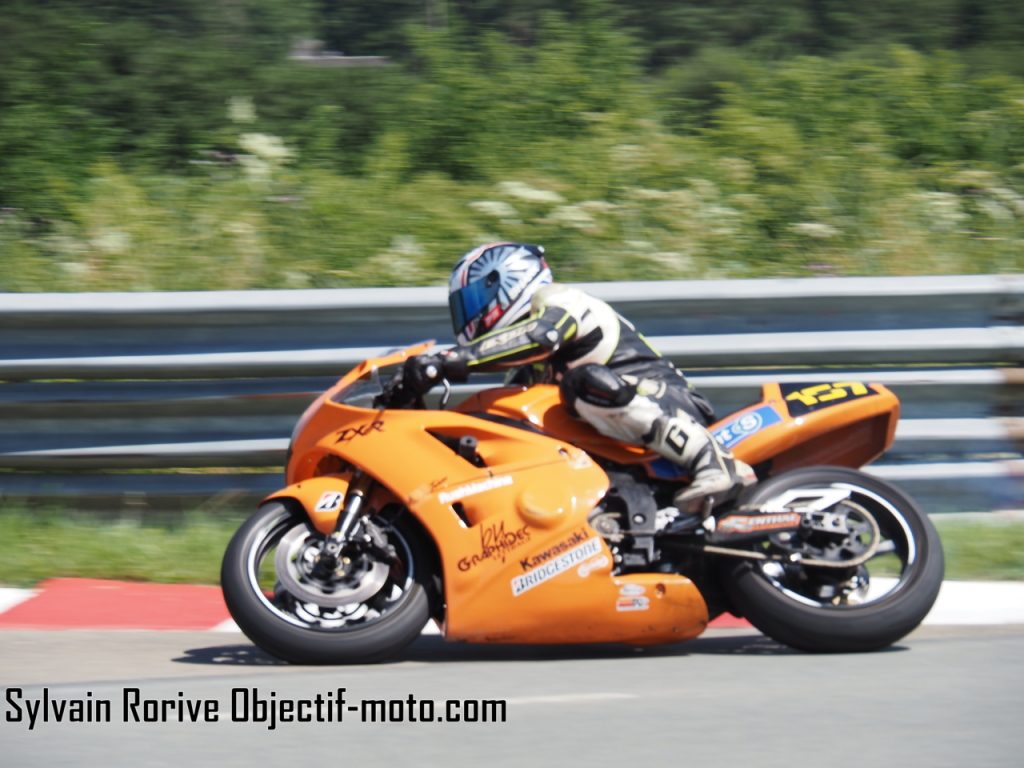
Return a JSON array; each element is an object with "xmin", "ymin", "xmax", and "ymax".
[{"xmin": 560, "ymin": 364, "xmax": 637, "ymax": 415}]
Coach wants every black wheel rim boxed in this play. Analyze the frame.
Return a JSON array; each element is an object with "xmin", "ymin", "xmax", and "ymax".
[
  {"xmin": 753, "ymin": 481, "xmax": 919, "ymax": 609},
  {"xmin": 244, "ymin": 509, "xmax": 417, "ymax": 632}
]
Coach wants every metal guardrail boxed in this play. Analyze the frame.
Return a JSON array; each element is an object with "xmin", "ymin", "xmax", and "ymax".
[{"xmin": 0, "ymin": 274, "xmax": 1021, "ymax": 514}]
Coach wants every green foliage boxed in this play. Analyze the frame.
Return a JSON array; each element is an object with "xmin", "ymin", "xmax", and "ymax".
[
  {"xmin": 396, "ymin": 11, "xmax": 641, "ymax": 179},
  {"xmin": 0, "ymin": 0, "xmax": 321, "ymax": 209},
  {"xmin": 697, "ymin": 47, "xmax": 1024, "ymax": 274},
  {"xmin": 0, "ymin": 2, "xmax": 1022, "ymax": 290}
]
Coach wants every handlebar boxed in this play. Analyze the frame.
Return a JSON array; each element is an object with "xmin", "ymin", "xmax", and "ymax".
[{"xmin": 373, "ymin": 364, "xmax": 451, "ymax": 410}]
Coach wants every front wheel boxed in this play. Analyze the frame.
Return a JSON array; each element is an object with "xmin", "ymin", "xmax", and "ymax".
[
  {"xmin": 221, "ymin": 501, "xmax": 434, "ymax": 664},
  {"xmin": 722, "ymin": 467, "xmax": 944, "ymax": 652}
]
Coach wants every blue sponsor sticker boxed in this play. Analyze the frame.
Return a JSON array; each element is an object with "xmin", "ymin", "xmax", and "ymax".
[
  {"xmin": 713, "ymin": 405, "xmax": 782, "ymax": 449},
  {"xmin": 647, "ymin": 457, "xmax": 688, "ymax": 480}
]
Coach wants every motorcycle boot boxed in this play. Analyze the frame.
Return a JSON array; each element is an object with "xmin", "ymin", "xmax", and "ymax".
[
  {"xmin": 643, "ymin": 412, "xmax": 756, "ymax": 517},
  {"xmin": 562, "ymin": 364, "xmax": 753, "ymax": 523}
]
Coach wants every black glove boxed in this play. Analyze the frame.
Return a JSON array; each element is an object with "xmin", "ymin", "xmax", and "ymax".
[
  {"xmin": 374, "ymin": 351, "xmax": 469, "ymax": 409},
  {"xmin": 403, "ymin": 353, "xmax": 445, "ymax": 396},
  {"xmin": 403, "ymin": 350, "xmax": 470, "ymax": 396}
]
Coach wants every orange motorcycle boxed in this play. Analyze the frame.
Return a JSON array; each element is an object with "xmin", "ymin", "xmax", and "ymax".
[{"xmin": 221, "ymin": 342, "xmax": 944, "ymax": 663}]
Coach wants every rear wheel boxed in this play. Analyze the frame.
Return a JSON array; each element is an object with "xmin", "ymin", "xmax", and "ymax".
[
  {"xmin": 221, "ymin": 501, "xmax": 433, "ymax": 664},
  {"xmin": 722, "ymin": 466, "xmax": 944, "ymax": 652}
]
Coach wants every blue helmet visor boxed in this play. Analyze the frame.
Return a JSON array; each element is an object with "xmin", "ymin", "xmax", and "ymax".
[{"xmin": 449, "ymin": 278, "xmax": 501, "ymax": 339}]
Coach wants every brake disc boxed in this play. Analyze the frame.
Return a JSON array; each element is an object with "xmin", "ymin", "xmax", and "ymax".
[{"xmin": 274, "ymin": 524, "xmax": 390, "ymax": 608}]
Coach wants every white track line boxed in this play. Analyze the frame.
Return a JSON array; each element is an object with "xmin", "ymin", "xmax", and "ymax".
[
  {"xmin": 0, "ymin": 588, "xmax": 36, "ymax": 614},
  {"xmin": 866, "ymin": 579, "xmax": 1024, "ymax": 625},
  {"xmin": 210, "ymin": 617, "xmax": 444, "ymax": 634},
  {"xmin": 925, "ymin": 581, "xmax": 1024, "ymax": 625}
]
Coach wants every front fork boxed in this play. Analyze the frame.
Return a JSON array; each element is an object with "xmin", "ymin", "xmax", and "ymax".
[{"xmin": 319, "ymin": 471, "xmax": 394, "ymax": 570}]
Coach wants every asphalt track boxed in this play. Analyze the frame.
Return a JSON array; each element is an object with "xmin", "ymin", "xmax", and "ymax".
[{"xmin": 2, "ymin": 625, "xmax": 1022, "ymax": 768}]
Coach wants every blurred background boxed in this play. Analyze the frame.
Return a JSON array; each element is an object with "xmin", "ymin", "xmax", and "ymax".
[
  {"xmin": 0, "ymin": 2, "xmax": 1021, "ymax": 589},
  {"xmin": 0, "ymin": 0, "xmax": 1022, "ymax": 292}
]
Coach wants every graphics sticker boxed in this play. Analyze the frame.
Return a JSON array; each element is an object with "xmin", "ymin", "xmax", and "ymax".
[
  {"xmin": 314, "ymin": 491, "xmax": 344, "ymax": 513},
  {"xmin": 716, "ymin": 512, "xmax": 803, "ymax": 535},
  {"xmin": 616, "ymin": 596, "xmax": 650, "ymax": 612},
  {"xmin": 335, "ymin": 418, "xmax": 384, "ymax": 442},
  {"xmin": 457, "ymin": 521, "xmax": 531, "ymax": 572},
  {"xmin": 780, "ymin": 382, "xmax": 877, "ymax": 416},
  {"xmin": 713, "ymin": 405, "xmax": 782, "ymax": 449},
  {"xmin": 511, "ymin": 535, "xmax": 603, "ymax": 596},
  {"xmin": 577, "ymin": 555, "xmax": 610, "ymax": 578},
  {"xmin": 438, "ymin": 475, "xmax": 513, "ymax": 505}
]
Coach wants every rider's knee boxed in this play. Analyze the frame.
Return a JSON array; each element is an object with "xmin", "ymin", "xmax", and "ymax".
[{"xmin": 560, "ymin": 364, "xmax": 637, "ymax": 416}]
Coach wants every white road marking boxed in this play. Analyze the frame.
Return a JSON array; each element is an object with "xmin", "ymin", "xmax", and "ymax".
[
  {"xmin": 925, "ymin": 580, "xmax": 1024, "ymax": 625},
  {"xmin": 867, "ymin": 578, "xmax": 1024, "ymax": 625},
  {"xmin": 211, "ymin": 617, "xmax": 443, "ymax": 633},
  {"xmin": 0, "ymin": 588, "xmax": 36, "ymax": 614}
]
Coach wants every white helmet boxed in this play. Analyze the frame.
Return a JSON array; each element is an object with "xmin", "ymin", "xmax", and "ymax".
[{"xmin": 447, "ymin": 242, "xmax": 552, "ymax": 344}]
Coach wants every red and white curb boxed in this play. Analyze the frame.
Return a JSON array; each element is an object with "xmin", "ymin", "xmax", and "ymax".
[
  {"xmin": 0, "ymin": 588, "xmax": 38, "ymax": 616},
  {"xmin": 1, "ymin": 578, "xmax": 1023, "ymax": 632}
]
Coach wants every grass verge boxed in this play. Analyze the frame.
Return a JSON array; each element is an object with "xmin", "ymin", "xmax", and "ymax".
[
  {"xmin": 932, "ymin": 518, "xmax": 1024, "ymax": 582},
  {"xmin": 0, "ymin": 509, "xmax": 243, "ymax": 588},
  {"xmin": 0, "ymin": 510, "xmax": 1020, "ymax": 588}
]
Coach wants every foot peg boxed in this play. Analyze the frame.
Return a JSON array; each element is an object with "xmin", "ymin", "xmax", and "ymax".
[{"xmin": 655, "ymin": 507, "xmax": 701, "ymax": 534}]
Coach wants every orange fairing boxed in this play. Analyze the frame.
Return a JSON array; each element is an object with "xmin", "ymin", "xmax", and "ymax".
[
  {"xmin": 276, "ymin": 343, "xmax": 709, "ymax": 645},
  {"xmin": 275, "ymin": 344, "xmax": 895, "ymax": 646},
  {"xmin": 712, "ymin": 382, "xmax": 900, "ymax": 472},
  {"xmin": 457, "ymin": 379, "xmax": 900, "ymax": 474},
  {"xmin": 265, "ymin": 475, "xmax": 352, "ymax": 535},
  {"xmin": 457, "ymin": 385, "xmax": 652, "ymax": 464}
]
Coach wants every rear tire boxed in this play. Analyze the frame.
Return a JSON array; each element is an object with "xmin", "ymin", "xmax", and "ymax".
[
  {"xmin": 221, "ymin": 501, "xmax": 433, "ymax": 664},
  {"xmin": 723, "ymin": 467, "xmax": 944, "ymax": 652}
]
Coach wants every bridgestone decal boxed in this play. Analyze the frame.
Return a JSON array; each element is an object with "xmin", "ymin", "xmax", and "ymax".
[{"xmin": 510, "ymin": 538, "xmax": 602, "ymax": 597}]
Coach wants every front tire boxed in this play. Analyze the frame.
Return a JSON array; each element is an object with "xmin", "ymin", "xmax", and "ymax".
[
  {"xmin": 221, "ymin": 501, "xmax": 433, "ymax": 664},
  {"xmin": 723, "ymin": 467, "xmax": 944, "ymax": 652}
]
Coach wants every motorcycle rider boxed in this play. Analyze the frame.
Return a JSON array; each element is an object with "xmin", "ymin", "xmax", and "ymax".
[{"xmin": 403, "ymin": 242, "xmax": 753, "ymax": 518}]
